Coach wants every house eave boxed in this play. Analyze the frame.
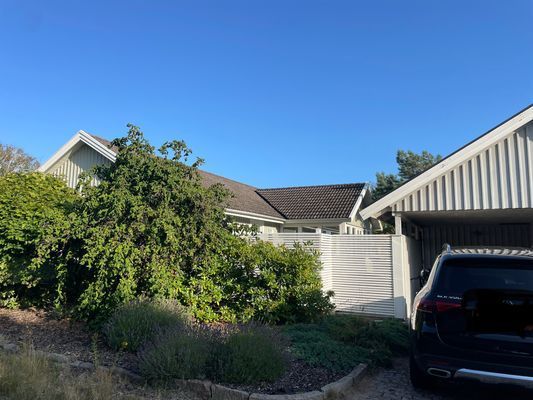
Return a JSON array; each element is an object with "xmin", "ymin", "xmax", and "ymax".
[
  {"xmin": 360, "ymin": 105, "xmax": 533, "ymax": 220},
  {"xmin": 284, "ymin": 217, "xmax": 350, "ymax": 225},
  {"xmin": 38, "ymin": 130, "xmax": 117, "ymax": 173},
  {"xmin": 224, "ymin": 208, "xmax": 286, "ymax": 224}
]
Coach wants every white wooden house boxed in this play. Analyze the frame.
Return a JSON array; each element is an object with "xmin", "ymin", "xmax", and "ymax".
[{"xmin": 38, "ymin": 131, "xmax": 374, "ymax": 235}]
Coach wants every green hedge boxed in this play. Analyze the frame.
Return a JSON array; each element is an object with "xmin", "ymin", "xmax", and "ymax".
[
  {"xmin": 0, "ymin": 126, "xmax": 334, "ymax": 325},
  {"xmin": 0, "ymin": 173, "xmax": 79, "ymax": 308}
]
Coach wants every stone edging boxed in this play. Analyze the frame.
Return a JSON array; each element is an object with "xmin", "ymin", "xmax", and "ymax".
[{"xmin": 0, "ymin": 339, "xmax": 367, "ymax": 400}]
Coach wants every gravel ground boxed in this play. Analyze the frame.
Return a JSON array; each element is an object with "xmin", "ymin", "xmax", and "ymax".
[{"xmin": 348, "ymin": 358, "xmax": 533, "ymax": 400}]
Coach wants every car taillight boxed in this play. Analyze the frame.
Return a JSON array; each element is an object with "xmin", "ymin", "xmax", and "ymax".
[{"xmin": 417, "ymin": 298, "xmax": 462, "ymax": 313}]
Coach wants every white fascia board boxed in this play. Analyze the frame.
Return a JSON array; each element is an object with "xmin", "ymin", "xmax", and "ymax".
[
  {"xmin": 38, "ymin": 132, "xmax": 83, "ymax": 172},
  {"xmin": 78, "ymin": 130, "xmax": 117, "ymax": 162},
  {"xmin": 225, "ymin": 208, "xmax": 286, "ymax": 224},
  {"xmin": 360, "ymin": 106, "xmax": 533, "ymax": 220},
  {"xmin": 348, "ymin": 184, "xmax": 369, "ymax": 220},
  {"xmin": 283, "ymin": 217, "xmax": 349, "ymax": 225},
  {"xmin": 38, "ymin": 130, "xmax": 117, "ymax": 173}
]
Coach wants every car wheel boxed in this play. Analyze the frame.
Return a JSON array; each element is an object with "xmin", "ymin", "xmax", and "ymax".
[{"xmin": 409, "ymin": 354, "xmax": 434, "ymax": 390}]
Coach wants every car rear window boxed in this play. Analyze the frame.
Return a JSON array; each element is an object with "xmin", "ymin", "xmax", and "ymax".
[{"xmin": 435, "ymin": 257, "xmax": 533, "ymax": 296}]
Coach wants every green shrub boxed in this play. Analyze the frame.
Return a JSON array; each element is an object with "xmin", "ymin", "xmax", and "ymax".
[
  {"xmin": 320, "ymin": 314, "xmax": 366, "ymax": 343},
  {"xmin": 283, "ymin": 324, "xmax": 371, "ymax": 372},
  {"xmin": 354, "ymin": 318, "xmax": 409, "ymax": 356},
  {"xmin": 213, "ymin": 324, "xmax": 286, "ymax": 384},
  {"xmin": 139, "ymin": 323, "xmax": 286, "ymax": 385},
  {"xmin": 139, "ymin": 325, "xmax": 211, "ymax": 381},
  {"xmin": 0, "ymin": 172, "xmax": 79, "ymax": 308},
  {"xmin": 103, "ymin": 299, "xmax": 190, "ymax": 352},
  {"xmin": 283, "ymin": 317, "xmax": 409, "ymax": 371},
  {"xmin": 209, "ymin": 237, "xmax": 335, "ymax": 324},
  {"xmin": 0, "ymin": 127, "xmax": 333, "ymax": 327}
]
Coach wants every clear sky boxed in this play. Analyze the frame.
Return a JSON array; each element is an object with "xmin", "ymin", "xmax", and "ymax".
[{"xmin": 0, "ymin": 1, "xmax": 531, "ymax": 188}]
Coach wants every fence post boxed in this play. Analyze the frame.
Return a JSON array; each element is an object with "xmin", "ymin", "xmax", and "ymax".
[{"xmin": 391, "ymin": 235, "xmax": 407, "ymax": 319}]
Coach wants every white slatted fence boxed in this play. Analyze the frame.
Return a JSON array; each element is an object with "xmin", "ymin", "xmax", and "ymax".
[{"xmin": 259, "ymin": 233, "xmax": 408, "ymax": 318}]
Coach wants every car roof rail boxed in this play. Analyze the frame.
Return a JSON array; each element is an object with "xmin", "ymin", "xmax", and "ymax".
[{"xmin": 441, "ymin": 243, "xmax": 452, "ymax": 254}]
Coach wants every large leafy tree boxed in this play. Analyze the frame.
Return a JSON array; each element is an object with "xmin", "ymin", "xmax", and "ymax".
[
  {"xmin": 0, "ymin": 125, "xmax": 333, "ymax": 323},
  {"xmin": 373, "ymin": 150, "xmax": 442, "ymax": 201},
  {"xmin": 74, "ymin": 124, "xmax": 231, "ymax": 320},
  {"xmin": 0, "ymin": 144, "xmax": 40, "ymax": 176}
]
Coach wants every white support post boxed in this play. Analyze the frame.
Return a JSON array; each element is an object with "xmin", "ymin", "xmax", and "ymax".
[
  {"xmin": 339, "ymin": 222, "xmax": 347, "ymax": 235},
  {"xmin": 394, "ymin": 215, "xmax": 403, "ymax": 235}
]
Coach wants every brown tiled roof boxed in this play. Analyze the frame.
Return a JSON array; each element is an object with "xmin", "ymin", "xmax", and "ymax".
[
  {"xmin": 88, "ymin": 134, "xmax": 283, "ymax": 219},
  {"xmin": 257, "ymin": 184, "xmax": 366, "ymax": 220},
  {"xmin": 198, "ymin": 170, "xmax": 284, "ymax": 219},
  {"xmin": 87, "ymin": 133, "xmax": 365, "ymax": 220}
]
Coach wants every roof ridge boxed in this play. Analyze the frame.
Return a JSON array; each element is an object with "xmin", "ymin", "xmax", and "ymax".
[
  {"xmin": 257, "ymin": 182, "xmax": 365, "ymax": 192},
  {"xmin": 255, "ymin": 191, "xmax": 289, "ymax": 219}
]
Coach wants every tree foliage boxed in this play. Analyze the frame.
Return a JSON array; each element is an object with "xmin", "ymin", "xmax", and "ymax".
[
  {"xmin": 0, "ymin": 144, "xmax": 40, "ymax": 176},
  {"xmin": 373, "ymin": 150, "xmax": 442, "ymax": 201},
  {"xmin": 73, "ymin": 125, "xmax": 231, "ymax": 320},
  {"xmin": 0, "ymin": 125, "xmax": 333, "ymax": 324},
  {"xmin": 0, "ymin": 173, "xmax": 79, "ymax": 307}
]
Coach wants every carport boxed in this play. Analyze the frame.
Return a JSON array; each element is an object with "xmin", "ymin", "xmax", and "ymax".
[{"xmin": 361, "ymin": 105, "xmax": 533, "ymax": 316}]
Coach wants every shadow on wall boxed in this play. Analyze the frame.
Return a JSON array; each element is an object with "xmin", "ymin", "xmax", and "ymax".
[{"xmin": 333, "ymin": 297, "xmax": 405, "ymax": 319}]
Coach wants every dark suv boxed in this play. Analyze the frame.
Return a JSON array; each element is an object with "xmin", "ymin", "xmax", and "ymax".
[{"xmin": 410, "ymin": 245, "xmax": 533, "ymax": 389}]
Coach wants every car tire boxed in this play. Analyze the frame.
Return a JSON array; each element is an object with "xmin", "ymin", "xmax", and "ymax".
[{"xmin": 409, "ymin": 354, "xmax": 434, "ymax": 390}]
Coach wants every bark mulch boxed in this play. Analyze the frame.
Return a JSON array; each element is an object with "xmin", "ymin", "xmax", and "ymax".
[
  {"xmin": 0, "ymin": 308, "xmax": 345, "ymax": 395},
  {"xmin": 0, "ymin": 307, "xmax": 138, "ymax": 372}
]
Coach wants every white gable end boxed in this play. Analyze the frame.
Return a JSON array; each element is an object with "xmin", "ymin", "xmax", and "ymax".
[
  {"xmin": 47, "ymin": 143, "xmax": 113, "ymax": 188},
  {"xmin": 393, "ymin": 123, "xmax": 533, "ymax": 213},
  {"xmin": 361, "ymin": 105, "xmax": 533, "ymax": 219},
  {"xmin": 38, "ymin": 130, "xmax": 116, "ymax": 189}
]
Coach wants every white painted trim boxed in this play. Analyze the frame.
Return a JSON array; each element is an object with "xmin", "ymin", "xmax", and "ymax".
[
  {"xmin": 361, "ymin": 105, "xmax": 533, "ymax": 219},
  {"xmin": 224, "ymin": 209, "xmax": 286, "ymax": 224},
  {"xmin": 78, "ymin": 130, "xmax": 117, "ymax": 162},
  {"xmin": 38, "ymin": 132, "xmax": 82, "ymax": 172},
  {"xmin": 349, "ymin": 185, "xmax": 369, "ymax": 220},
  {"xmin": 284, "ymin": 217, "xmax": 350, "ymax": 225},
  {"xmin": 38, "ymin": 130, "xmax": 117, "ymax": 173}
]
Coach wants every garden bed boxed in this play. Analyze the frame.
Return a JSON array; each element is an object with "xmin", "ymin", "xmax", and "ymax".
[
  {"xmin": 0, "ymin": 308, "xmax": 340, "ymax": 394},
  {"xmin": 0, "ymin": 307, "xmax": 407, "ymax": 396},
  {"xmin": 0, "ymin": 308, "xmax": 138, "ymax": 372}
]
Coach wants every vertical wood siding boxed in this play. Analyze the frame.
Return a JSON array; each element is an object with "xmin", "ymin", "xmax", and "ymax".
[
  {"xmin": 422, "ymin": 223, "xmax": 531, "ymax": 266},
  {"xmin": 259, "ymin": 233, "xmax": 396, "ymax": 317},
  {"xmin": 48, "ymin": 144, "xmax": 112, "ymax": 188},
  {"xmin": 393, "ymin": 124, "xmax": 533, "ymax": 212}
]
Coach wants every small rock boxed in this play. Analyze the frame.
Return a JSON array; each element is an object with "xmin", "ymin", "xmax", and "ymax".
[
  {"xmin": 37, "ymin": 351, "xmax": 69, "ymax": 364},
  {"xmin": 176, "ymin": 379, "xmax": 212, "ymax": 400},
  {"xmin": 321, "ymin": 374, "xmax": 354, "ymax": 399},
  {"xmin": 211, "ymin": 383, "xmax": 250, "ymax": 400},
  {"xmin": 108, "ymin": 366, "xmax": 144, "ymax": 383},
  {"xmin": 70, "ymin": 360, "xmax": 94, "ymax": 370},
  {"xmin": 250, "ymin": 392, "xmax": 323, "ymax": 400},
  {"xmin": 1, "ymin": 343, "xmax": 20, "ymax": 353}
]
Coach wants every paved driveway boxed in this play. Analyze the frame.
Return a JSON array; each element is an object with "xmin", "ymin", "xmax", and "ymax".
[{"xmin": 348, "ymin": 358, "xmax": 532, "ymax": 400}]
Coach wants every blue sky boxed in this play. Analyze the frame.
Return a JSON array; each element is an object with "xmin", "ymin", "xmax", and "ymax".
[{"xmin": 0, "ymin": 1, "xmax": 531, "ymax": 188}]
